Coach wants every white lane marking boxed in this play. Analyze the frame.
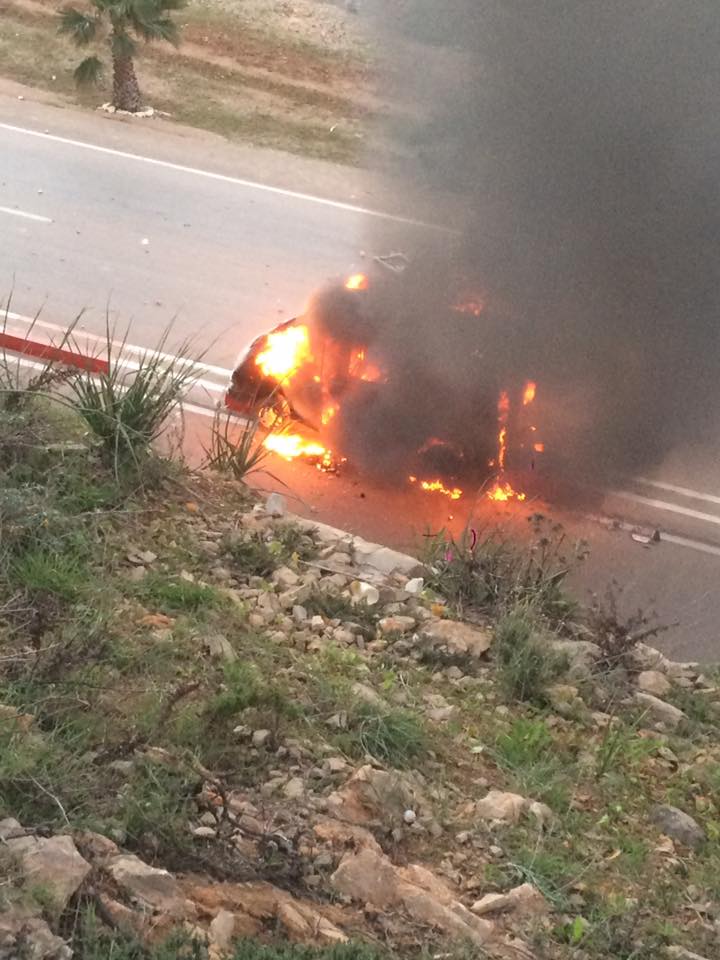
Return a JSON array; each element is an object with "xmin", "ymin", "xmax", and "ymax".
[
  {"xmin": 661, "ymin": 532, "xmax": 720, "ymax": 559},
  {"xmin": 4, "ymin": 311, "xmax": 233, "ymax": 383},
  {"xmin": 635, "ymin": 476, "xmax": 720, "ymax": 507},
  {"xmin": 0, "ymin": 121, "xmax": 455, "ymax": 232},
  {"xmin": 0, "ymin": 205, "xmax": 52, "ymax": 224},
  {"xmin": 612, "ymin": 490, "xmax": 720, "ymax": 526}
]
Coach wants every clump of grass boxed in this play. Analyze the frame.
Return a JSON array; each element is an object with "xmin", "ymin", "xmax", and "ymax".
[
  {"xmin": 205, "ymin": 409, "xmax": 271, "ymax": 481},
  {"xmin": 207, "ymin": 661, "xmax": 301, "ymax": 724},
  {"xmin": 67, "ymin": 323, "xmax": 199, "ymax": 477},
  {"xmin": 494, "ymin": 606, "xmax": 568, "ymax": 704},
  {"xmin": 342, "ymin": 701, "xmax": 427, "ymax": 768},
  {"xmin": 425, "ymin": 515, "xmax": 586, "ymax": 626},
  {"xmin": 492, "ymin": 717, "xmax": 573, "ymax": 808},
  {"xmin": 11, "ymin": 547, "xmax": 90, "ymax": 602},
  {"xmin": 118, "ymin": 761, "xmax": 197, "ymax": 858},
  {"xmin": 135, "ymin": 573, "xmax": 220, "ymax": 613}
]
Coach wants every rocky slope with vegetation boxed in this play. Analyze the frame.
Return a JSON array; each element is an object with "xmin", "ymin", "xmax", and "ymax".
[{"xmin": 0, "ymin": 339, "xmax": 719, "ymax": 960}]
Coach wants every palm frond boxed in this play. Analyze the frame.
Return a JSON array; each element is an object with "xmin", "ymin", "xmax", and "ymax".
[
  {"xmin": 133, "ymin": 15, "xmax": 179, "ymax": 43},
  {"xmin": 73, "ymin": 55, "xmax": 104, "ymax": 86},
  {"xmin": 59, "ymin": 8, "xmax": 97, "ymax": 45},
  {"xmin": 111, "ymin": 29, "xmax": 138, "ymax": 59}
]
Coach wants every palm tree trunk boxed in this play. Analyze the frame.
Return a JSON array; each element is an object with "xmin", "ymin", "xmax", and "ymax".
[{"xmin": 112, "ymin": 53, "xmax": 142, "ymax": 112}]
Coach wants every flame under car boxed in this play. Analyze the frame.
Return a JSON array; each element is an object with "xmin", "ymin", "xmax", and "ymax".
[{"xmin": 225, "ymin": 272, "xmax": 542, "ymax": 501}]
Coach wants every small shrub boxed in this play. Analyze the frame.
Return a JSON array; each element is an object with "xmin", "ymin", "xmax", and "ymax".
[
  {"xmin": 225, "ymin": 534, "xmax": 278, "ymax": 578},
  {"xmin": 205, "ymin": 410, "xmax": 271, "ymax": 481},
  {"xmin": 425, "ymin": 515, "xmax": 586, "ymax": 625},
  {"xmin": 494, "ymin": 607, "xmax": 568, "ymax": 703},
  {"xmin": 586, "ymin": 583, "xmax": 668, "ymax": 671},
  {"xmin": 67, "ymin": 324, "xmax": 199, "ymax": 476}
]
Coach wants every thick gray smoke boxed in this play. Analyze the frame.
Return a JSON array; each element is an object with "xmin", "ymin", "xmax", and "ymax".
[{"xmin": 341, "ymin": 1, "xmax": 720, "ymax": 487}]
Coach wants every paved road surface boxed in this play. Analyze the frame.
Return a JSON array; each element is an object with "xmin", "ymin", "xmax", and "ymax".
[{"xmin": 2, "ymin": 89, "xmax": 719, "ymax": 662}]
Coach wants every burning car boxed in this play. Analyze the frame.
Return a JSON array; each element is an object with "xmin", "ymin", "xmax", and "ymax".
[{"xmin": 225, "ymin": 266, "xmax": 543, "ymax": 502}]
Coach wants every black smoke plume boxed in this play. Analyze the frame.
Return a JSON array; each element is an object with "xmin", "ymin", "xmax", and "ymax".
[{"xmin": 339, "ymin": 1, "xmax": 720, "ymax": 487}]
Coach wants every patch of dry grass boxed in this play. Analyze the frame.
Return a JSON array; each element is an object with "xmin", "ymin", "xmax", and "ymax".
[{"xmin": 0, "ymin": 0, "xmax": 370, "ymax": 164}]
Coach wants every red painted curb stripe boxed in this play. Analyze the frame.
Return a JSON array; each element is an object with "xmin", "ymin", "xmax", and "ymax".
[{"xmin": 0, "ymin": 331, "xmax": 110, "ymax": 375}]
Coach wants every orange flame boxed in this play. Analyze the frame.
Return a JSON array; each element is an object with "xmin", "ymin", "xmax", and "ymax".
[
  {"xmin": 349, "ymin": 348, "xmax": 382, "ymax": 382},
  {"xmin": 345, "ymin": 273, "xmax": 369, "ymax": 291},
  {"xmin": 522, "ymin": 381, "xmax": 537, "ymax": 406},
  {"xmin": 487, "ymin": 481, "xmax": 527, "ymax": 503},
  {"xmin": 321, "ymin": 404, "xmax": 337, "ymax": 426},
  {"xmin": 255, "ymin": 325, "xmax": 311, "ymax": 381},
  {"xmin": 409, "ymin": 476, "xmax": 463, "ymax": 500},
  {"xmin": 452, "ymin": 299, "xmax": 484, "ymax": 316},
  {"xmin": 263, "ymin": 433, "xmax": 327, "ymax": 460},
  {"xmin": 497, "ymin": 390, "xmax": 510, "ymax": 471}
]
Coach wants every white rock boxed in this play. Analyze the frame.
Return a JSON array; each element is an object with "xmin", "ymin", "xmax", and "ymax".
[
  {"xmin": 252, "ymin": 729, "xmax": 272, "ymax": 748},
  {"xmin": 476, "ymin": 790, "xmax": 528, "ymax": 824},
  {"xmin": 379, "ymin": 615, "xmax": 416, "ymax": 635},
  {"xmin": 293, "ymin": 604, "xmax": 308, "ymax": 623},
  {"xmin": 265, "ymin": 493, "xmax": 287, "ymax": 517},
  {"xmin": 283, "ymin": 777, "xmax": 305, "ymax": 800},
  {"xmin": 637, "ymin": 670, "xmax": 672, "ymax": 698},
  {"xmin": 6, "ymin": 835, "xmax": 91, "ymax": 909},
  {"xmin": 192, "ymin": 826, "xmax": 217, "ymax": 839},
  {"xmin": 635, "ymin": 692, "xmax": 686, "ymax": 730},
  {"xmin": 209, "ymin": 909, "xmax": 236, "ymax": 953},
  {"xmin": 405, "ymin": 577, "xmax": 424, "ymax": 595},
  {"xmin": 273, "ymin": 566, "xmax": 299, "ymax": 589},
  {"xmin": 403, "ymin": 809, "xmax": 417, "ymax": 824},
  {"xmin": 349, "ymin": 581, "xmax": 380, "ymax": 606}
]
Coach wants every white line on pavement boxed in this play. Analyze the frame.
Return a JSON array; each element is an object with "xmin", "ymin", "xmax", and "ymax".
[
  {"xmin": 634, "ymin": 476, "xmax": 720, "ymax": 507},
  {"xmin": 660, "ymin": 532, "xmax": 720, "ymax": 559},
  {"xmin": 0, "ymin": 205, "xmax": 52, "ymax": 223},
  {"xmin": 4, "ymin": 311, "xmax": 233, "ymax": 383},
  {"xmin": 612, "ymin": 490, "xmax": 720, "ymax": 526},
  {"xmin": 0, "ymin": 121, "xmax": 455, "ymax": 232}
]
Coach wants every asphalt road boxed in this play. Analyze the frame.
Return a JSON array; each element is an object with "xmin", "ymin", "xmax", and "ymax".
[{"xmin": 2, "ymin": 88, "xmax": 720, "ymax": 662}]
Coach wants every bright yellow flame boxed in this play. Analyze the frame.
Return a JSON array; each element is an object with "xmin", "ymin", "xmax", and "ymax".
[
  {"xmin": 523, "ymin": 381, "xmax": 537, "ymax": 406},
  {"xmin": 409, "ymin": 476, "xmax": 463, "ymax": 500},
  {"xmin": 345, "ymin": 273, "xmax": 369, "ymax": 291},
  {"xmin": 255, "ymin": 325, "xmax": 311, "ymax": 381},
  {"xmin": 263, "ymin": 433, "xmax": 327, "ymax": 461},
  {"xmin": 487, "ymin": 481, "xmax": 526, "ymax": 503}
]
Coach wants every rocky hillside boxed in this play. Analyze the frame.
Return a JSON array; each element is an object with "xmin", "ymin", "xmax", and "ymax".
[{"xmin": 1, "ymin": 376, "xmax": 719, "ymax": 960}]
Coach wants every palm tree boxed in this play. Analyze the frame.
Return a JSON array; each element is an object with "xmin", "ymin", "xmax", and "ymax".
[{"xmin": 59, "ymin": 0, "xmax": 186, "ymax": 113}]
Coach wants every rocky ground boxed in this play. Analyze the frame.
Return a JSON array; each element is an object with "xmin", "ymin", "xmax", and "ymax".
[{"xmin": 1, "ymin": 393, "xmax": 719, "ymax": 960}]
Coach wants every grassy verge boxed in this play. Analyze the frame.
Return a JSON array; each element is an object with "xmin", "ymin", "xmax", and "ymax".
[{"xmin": 0, "ymin": 0, "xmax": 370, "ymax": 164}]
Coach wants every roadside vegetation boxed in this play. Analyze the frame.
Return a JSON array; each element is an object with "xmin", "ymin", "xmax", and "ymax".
[
  {"xmin": 0, "ymin": 0, "xmax": 372, "ymax": 163},
  {"xmin": 0, "ymin": 322, "xmax": 719, "ymax": 960}
]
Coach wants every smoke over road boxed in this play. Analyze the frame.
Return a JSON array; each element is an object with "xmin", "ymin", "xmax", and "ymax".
[{"xmin": 350, "ymin": 1, "xmax": 720, "ymax": 486}]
